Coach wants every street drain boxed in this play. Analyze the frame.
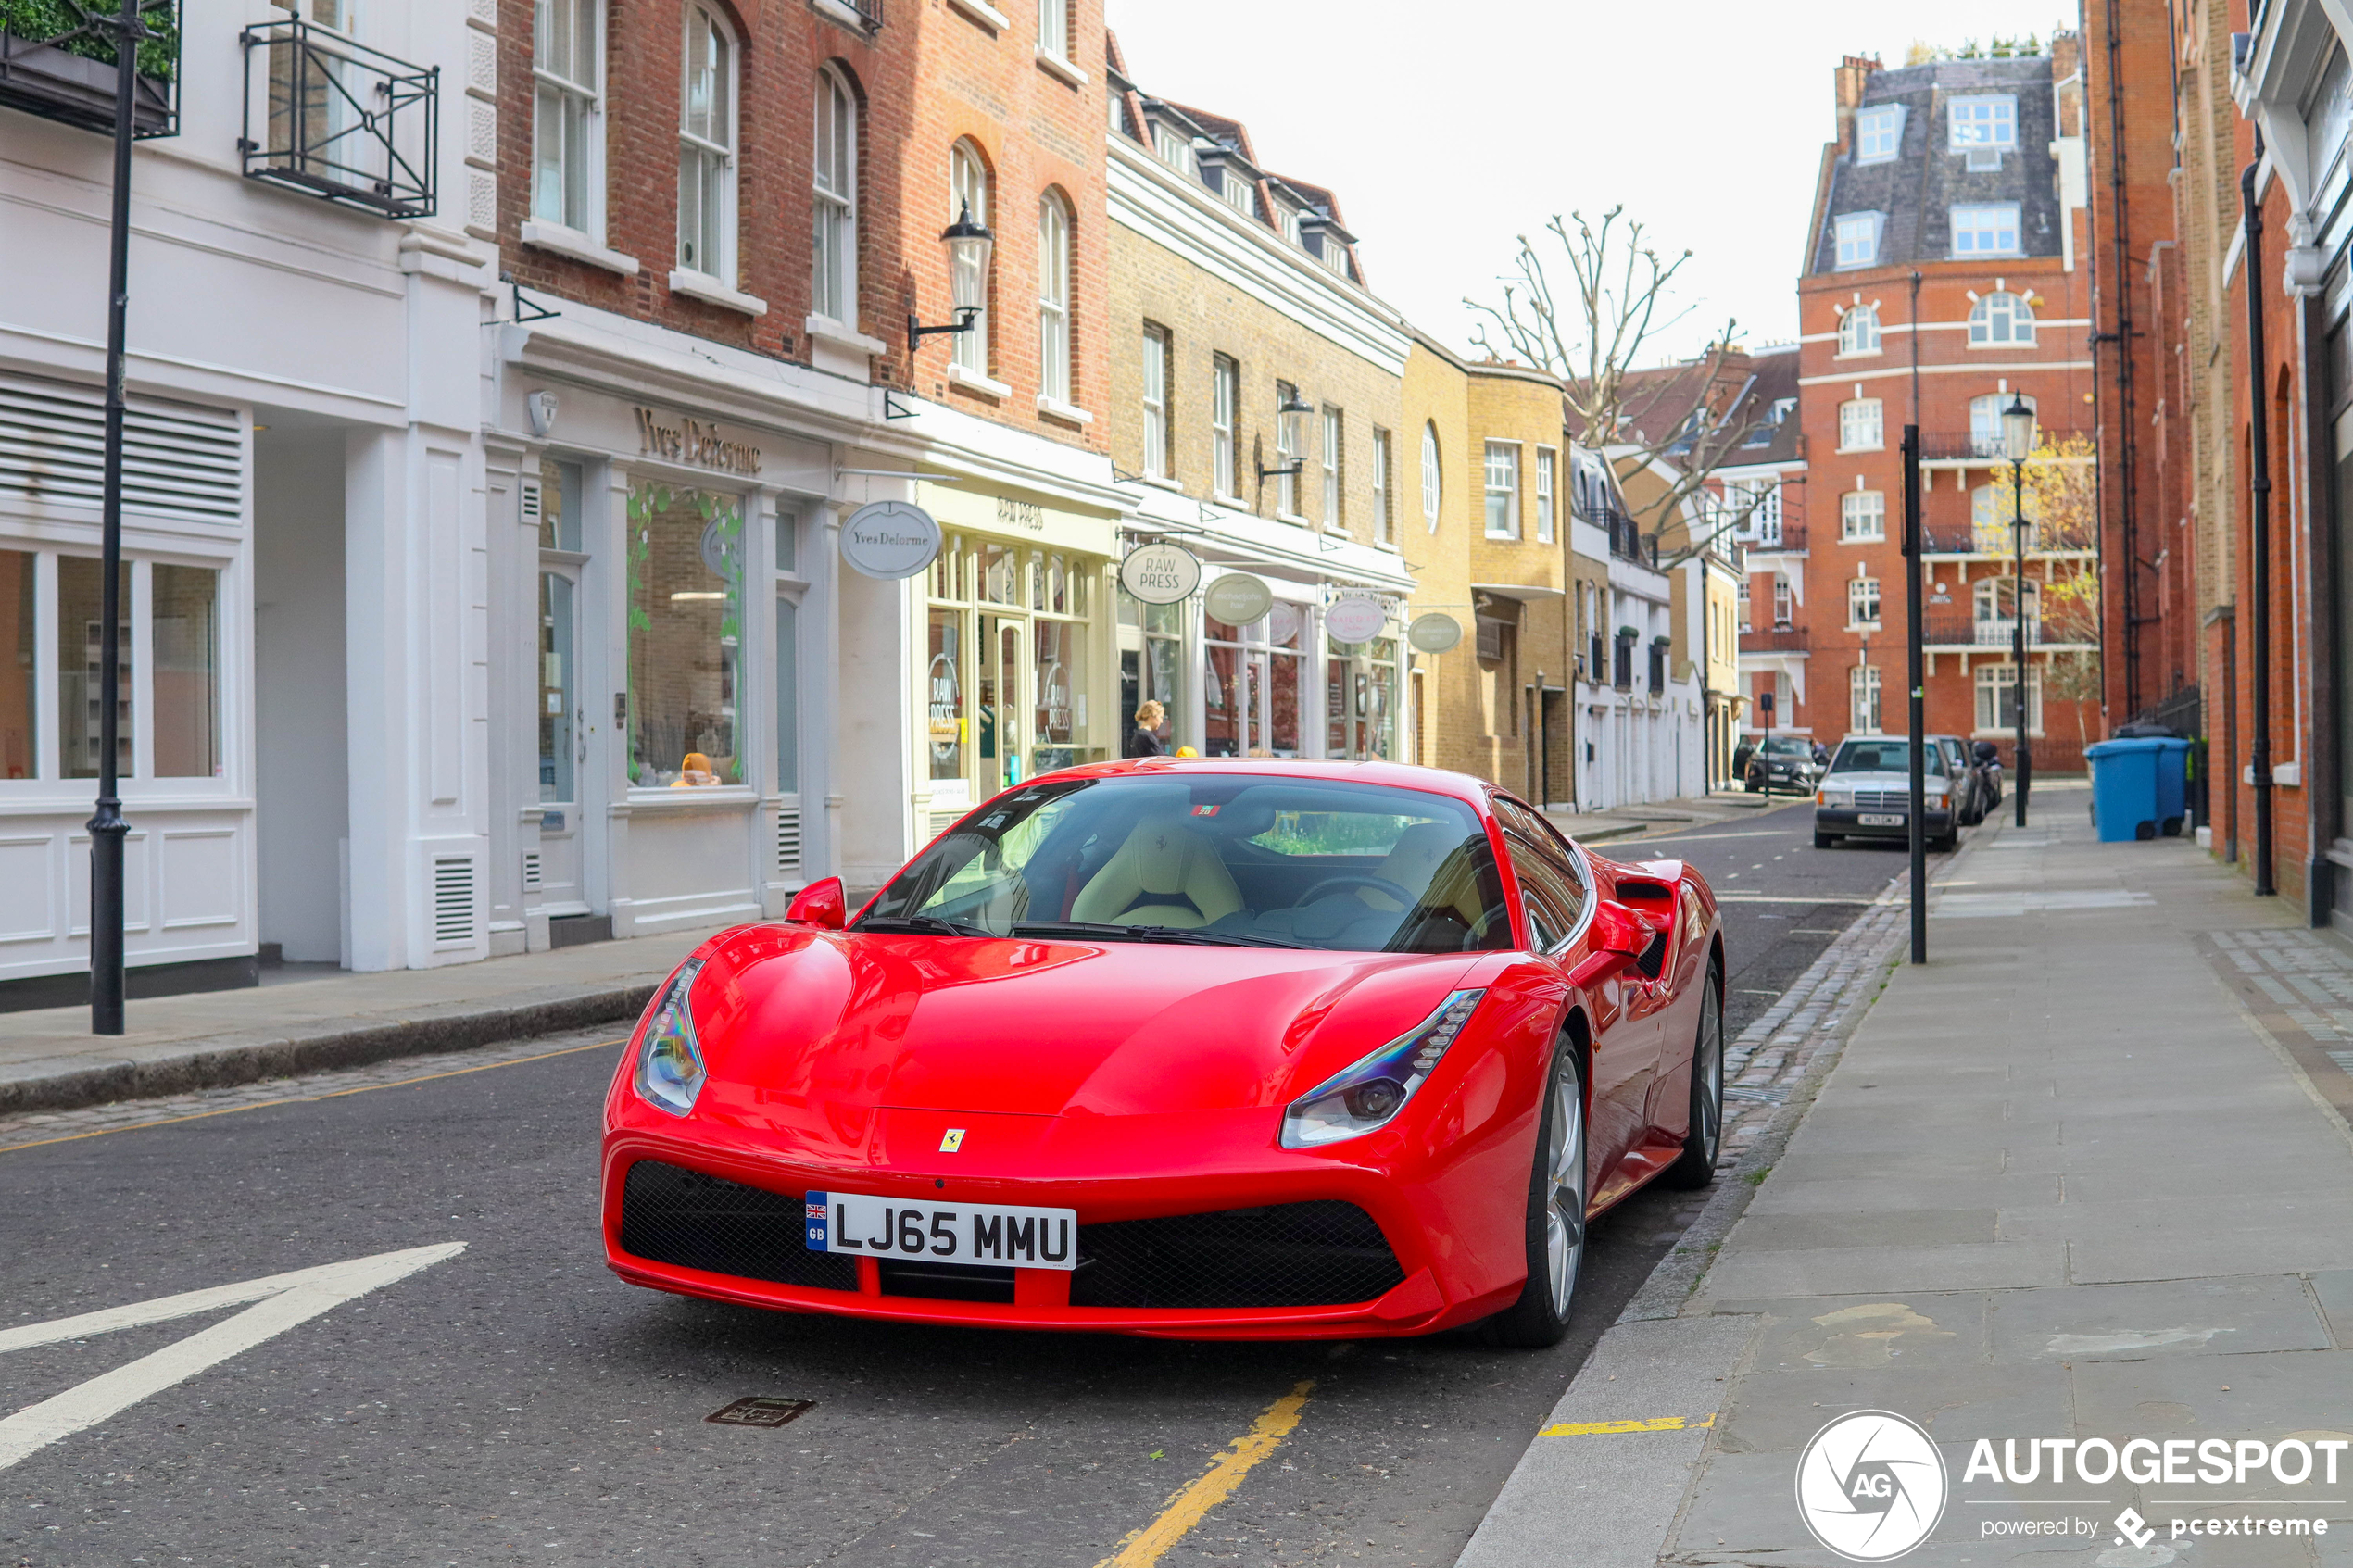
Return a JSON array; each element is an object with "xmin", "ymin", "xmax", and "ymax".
[{"xmin": 706, "ymin": 1397, "xmax": 816, "ymax": 1427}]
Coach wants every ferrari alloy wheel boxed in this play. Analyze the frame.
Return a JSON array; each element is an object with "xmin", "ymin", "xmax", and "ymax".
[
  {"xmin": 1480, "ymin": 1042, "xmax": 1586, "ymax": 1348},
  {"xmin": 1665, "ymin": 967, "xmax": 1724, "ymax": 1189}
]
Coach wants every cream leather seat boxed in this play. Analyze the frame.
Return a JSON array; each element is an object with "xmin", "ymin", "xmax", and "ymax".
[
  {"xmin": 1069, "ymin": 810, "xmax": 1245, "ymax": 929},
  {"xmin": 1371, "ymin": 822, "xmax": 1462, "ymax": 903}
]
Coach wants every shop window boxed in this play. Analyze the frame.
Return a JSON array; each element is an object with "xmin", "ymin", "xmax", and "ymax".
[
  {"xmin": 774, "ymin": 596, "xmax": 799, "ymax": 793},
  {"xmin": 1327, "ymin": 633, "xmax": 1397, "ymax": 760},
  {"xmin": 539, "ymin": 458, "xmax": 584, "ymax": 552},
  {"xmin": 540, "ymin": 571, "xmax": 574, "ymax": 803},
  {"xmin": 2, "ymin": 550, "xmax": 31, "ymax": 780},
  {"xmin": 149, "ymin": 567, "xmax": 221, "ymax": 778},
  {"xmin": 625, "ymin": 483, "xmax": 743, "ymax": 788},
  {"xmin": 57, "ymin": 557, "xmax": 130, "ymax": 780},
  {"xmin": 926, "ymin": 605, "xmax": 965, "ymax": 797}
]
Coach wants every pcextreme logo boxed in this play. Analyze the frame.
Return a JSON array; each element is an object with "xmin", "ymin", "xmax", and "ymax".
[{"xmin": 1795, "ymin": 1411, "xmax": 1950, "ymax": 1562}]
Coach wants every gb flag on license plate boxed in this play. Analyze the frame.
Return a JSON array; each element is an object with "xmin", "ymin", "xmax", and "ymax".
[{"xmin": 805, "ymin": 1192, "xmax": 829, "ymax": 1249}]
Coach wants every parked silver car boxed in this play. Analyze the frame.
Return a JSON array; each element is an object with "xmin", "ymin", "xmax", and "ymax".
[{"xmin": 1814, "ymin": 738, "xmax": 1964, "ymax": 851}]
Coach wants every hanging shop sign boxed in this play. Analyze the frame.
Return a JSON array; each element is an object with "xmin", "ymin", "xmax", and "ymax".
[
  {"xmin": 1118, "ymin": 542, "xmax": 1201, "ymax": 606},
  {"xmin": 1408, "ymin": 612, "xmax": 1464, "ymax": 654},
  {"xmin": 1203, "ymin": 573, "xmax": 1274, "ymax": 627},
  {"xmin": 1324, "ymin": 595, "xmax": 1388, "ymax": 644},
  {"xmin": 841, "ymin": 500, "xmax": 943, "ymax": 580}
]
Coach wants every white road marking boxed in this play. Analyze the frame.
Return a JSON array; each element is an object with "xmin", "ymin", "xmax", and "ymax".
[{"xmin": 0, "ymin": 1242, "xmax": 463, "ymax": 1472}]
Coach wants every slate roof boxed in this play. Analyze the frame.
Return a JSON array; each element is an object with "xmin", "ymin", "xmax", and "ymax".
[{"xmin": 1808, "ymin": 56, "xmax": 2063, "ymax": 277}]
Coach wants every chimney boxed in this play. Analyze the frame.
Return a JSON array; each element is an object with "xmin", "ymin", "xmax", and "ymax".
[
  {"xmin": 2048, "ymin": 29, "xmax": 2081, "ymax": 83},
  {"xmin": 1833, "ymin": 54, "xmax": 1881, "ymax": 152}
]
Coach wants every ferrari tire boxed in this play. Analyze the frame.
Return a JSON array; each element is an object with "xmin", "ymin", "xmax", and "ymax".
[
  {"xmin": 1479, "ymin": 1039, "xmax": 1587, "ymax": 1349},
  {"xmin": 1663, "ymin": 965, "xmax": 1724, "ymax": 1190}
]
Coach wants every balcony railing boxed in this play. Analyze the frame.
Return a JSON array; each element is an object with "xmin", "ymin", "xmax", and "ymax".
[
  {"xmin": 0, "ymin": 0, "xmax": 180, "ymax": 138},
  {"xmin": 809, "ymin": 0, "xmax": 883, "ymax": 34},
  {"xmin": 1742, "ymin": 626, "xmax": 1810, "ymax": 653},
  {"xmin": 1920, "ymin": 523, "xmax": 2096, "ymax": 555},
  {"xmin": 1916, "ymin": 428, "xmax": 2089, "ymax": 462},
  {"xmin": 1925, "ymin": 617, "xmax": 2045, "ymax": 647},
  {"xmin": 240, "ymin": 19, "xmax": 437, "ymax": 218},
  {"xmin": 1740, "ymin": 522, "xmax": 1806, "ymax": 554}
]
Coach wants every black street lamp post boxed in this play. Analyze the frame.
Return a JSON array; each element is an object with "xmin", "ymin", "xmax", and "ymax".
[
  {"xmin": 89, "ymin": 0, "xmax": 148, "ymax": 1036},
  {"xmin": 2002, "ymin": 394, "xmax": 2036, "ymax": 828}
]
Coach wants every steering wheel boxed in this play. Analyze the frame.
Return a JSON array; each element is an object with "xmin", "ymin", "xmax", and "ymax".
[{"xmin": 1296, "ymin": 874, "xmax": 1418, "ymax": 908}]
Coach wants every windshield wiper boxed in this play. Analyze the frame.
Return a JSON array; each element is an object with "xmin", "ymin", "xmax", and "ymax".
[
  {"xmin": 1011, "ymin": 921, "xmax": 1312, "ymax": 949},
  {"xmin": 854, "ymin": 914, "xmax": 993, "ymax": 937}
]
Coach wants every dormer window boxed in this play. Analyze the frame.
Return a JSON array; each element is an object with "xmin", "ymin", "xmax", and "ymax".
[
  {"xmin": 1834, "ymin": 212, "xmax": 1881, "ymax": 270},
  {"xmin": 1856, "ymin": 104, "xmax": 1904, "ymax": 164},
  {"xmin": 1280, "ymin": 207, "xmax": 1302, "ymax": 245},
  {"xmin": 1948, "ymin": 94, "xmax": 2016, "ymax": 169},
  {"xmin": 1221, "ymin": 169, "xmax": 1254, "ymax": 216},
  {"xmin": 1151, "ymin": 122, "xmax": 1193, "ymax": 174}
]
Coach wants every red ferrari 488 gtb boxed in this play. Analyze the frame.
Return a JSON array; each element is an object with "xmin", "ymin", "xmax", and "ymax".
[{"xmin": 602, "ymin": 759, "xmax": 1723, "ymax": 1347}]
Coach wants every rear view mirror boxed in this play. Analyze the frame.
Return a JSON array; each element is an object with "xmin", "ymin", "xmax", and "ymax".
[
  {"xmin": 785, "ymin": 876, "xmax": 848, "ymax": 930},
  {"xmin": 1588, "ymin": 899, "xmax": 1649, "ymax": 959}
]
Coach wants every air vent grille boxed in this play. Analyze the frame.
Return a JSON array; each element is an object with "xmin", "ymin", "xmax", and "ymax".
[
  {"xmin": 0, "ymin": 370, "xmax": 243, "ymax": 525},
  {"xmin": 521, "ymin": 849, "xmax": 543, "ymax": 892},
  {"xmin": 775, "ymin": 809, "xmax": 802, "ymax": 878},
  {"xmin": 432, "ymin": 857, "xmax": 477, "ymax": 947}
]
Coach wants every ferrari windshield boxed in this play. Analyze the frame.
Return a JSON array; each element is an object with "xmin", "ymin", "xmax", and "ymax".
[{"xmin": 861, "ymin": 775, "xmax": 1512, "ymax": 953}]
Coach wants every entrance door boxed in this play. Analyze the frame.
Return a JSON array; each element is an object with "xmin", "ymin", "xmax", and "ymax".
[
  {"xmin": 977, "ymin": 613, "xmax": 1027, "ymax": 796},
  {"xmin": 535, "ymin": 566, "xmax": 587, "ymax": 911}
]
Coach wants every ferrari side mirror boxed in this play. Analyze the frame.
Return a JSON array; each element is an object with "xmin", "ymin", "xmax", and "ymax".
[
  {"xmin": 785, "ymin": 876, "xmax": 848, "ymax": 929},
  {"xmin": 1588, "ymin": 899, "xmax": 1649, "ymax": 960}
]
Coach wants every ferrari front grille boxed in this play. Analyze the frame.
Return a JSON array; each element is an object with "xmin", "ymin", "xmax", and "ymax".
[
  {"xmin": 1071, "ymin": 1200, "xmax": 1404, "ymax": 1309},
  {"xmin": 617, "ymin": 1161, "xmax": 859, "ymax": 1292}
]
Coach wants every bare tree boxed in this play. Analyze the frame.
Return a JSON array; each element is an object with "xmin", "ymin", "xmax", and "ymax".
[{"xmin": 1465, "ymin": 206, "xmax": 1768, "ymax": 561}]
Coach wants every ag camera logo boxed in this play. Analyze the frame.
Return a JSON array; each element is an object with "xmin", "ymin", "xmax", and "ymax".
[{"xmin": 1796, "ymin": 1410, "xmax": 1949, "ymax": 1561}]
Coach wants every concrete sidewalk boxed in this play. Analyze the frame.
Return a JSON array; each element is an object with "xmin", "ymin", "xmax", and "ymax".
[
  {"xmin": 0, "ymin": 923, "xmax": 725, "ymax": 1116},
  {"xmin": 1552, "ymin": 789, "xmax": 1779, "ymax": 845},
  {"xmin": 1465, "ymin": 781, "xmax": 2353, "ymax": 1568}
]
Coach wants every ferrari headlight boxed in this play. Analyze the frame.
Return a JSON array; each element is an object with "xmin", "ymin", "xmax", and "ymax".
[
  {"xmin": 633, "ymin": 960, "xmax": 708, "ymax": 1117},
  {"xmin": 1281, "ymin": 990, "xmax": 1484, "ymax": 1149}
]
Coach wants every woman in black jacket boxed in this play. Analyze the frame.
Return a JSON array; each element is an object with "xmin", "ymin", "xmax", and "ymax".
[{"xmin": 1124, "ymin": 699, "xmax": 1168, "ymax": 758}]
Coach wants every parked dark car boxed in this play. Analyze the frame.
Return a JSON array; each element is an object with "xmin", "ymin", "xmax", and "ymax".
[
  {"xmin": 1814, "ymin": 737, "xmax": 1961, "ymax": 851},
  {"xmin": 1972, "ymin": 739, "xmax": 2005, "ymax": 805},
  {"xmin": 1744, "ymin": 734, "xmax": 1820, "ymax": 794},
  {"xmin": 1931, "ymin": 734, "xmax": 1990, "ymax": 825}
]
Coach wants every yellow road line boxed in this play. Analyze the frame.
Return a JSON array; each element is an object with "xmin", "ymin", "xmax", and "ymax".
[
  {"xmin": 1540, "ymin": 1413, "xmax": 1716, "ymax": 1437},
  {"xmin": 1092, "ymin": 1379, "xmax": 1314, "ymax": 1568},
  {"xmin": 0, "ymin": 1036, "xmax": 626, "ymax": 1156}
]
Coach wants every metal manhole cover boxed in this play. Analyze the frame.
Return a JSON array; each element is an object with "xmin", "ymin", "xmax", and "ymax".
[{"xmin": 706, "ymin": 1397, "xmax": 816, "ymax": 1427}]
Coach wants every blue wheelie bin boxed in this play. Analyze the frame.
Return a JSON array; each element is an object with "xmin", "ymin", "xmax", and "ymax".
[
  {"xmin": 2154, "ymin": 737, "xmax": 2192, "ymax": 836},
  {"xmin": 2085, "ymin": 737, "xmax": 2165, "ymax": 842}
]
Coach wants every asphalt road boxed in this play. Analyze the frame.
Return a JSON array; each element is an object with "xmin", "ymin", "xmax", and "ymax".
[{"xmin": 0, "ymin": 806, "xmax": 1950, "ymax": 1568}]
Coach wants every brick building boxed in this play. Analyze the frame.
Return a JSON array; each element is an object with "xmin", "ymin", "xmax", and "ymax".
[
  {"xmin": 482, "ymin": 0, "xmax": 1131, "ymax": 931},
  {"xmin": 1101, "ymin": 34, "xmax": 1415, "ymax": 763},
  {"xmin": 2087, "ymin": 0, "xmax": 2353, "ymax": 916},
  {"xmin": 1762, "ymin": 46, "xmax": 2099, "ymax": 773}
]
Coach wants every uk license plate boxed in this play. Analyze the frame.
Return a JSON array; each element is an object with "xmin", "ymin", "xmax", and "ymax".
[
  {"xmin": 804, "ymin": 1191, "xmax": 1078, "ymax": 1271},
  {"xmin": 1857, "ymin": 812, "xmax": 1906, "ymax": 827}
]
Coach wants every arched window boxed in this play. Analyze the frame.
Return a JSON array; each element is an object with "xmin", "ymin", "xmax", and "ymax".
[
  {"xmin": 676, "ymin": 4, "xmax": 736, "ymax": 280},
  {"xmin": 1420, "ymin": 422, "xmax": 1441, "ymax": 533},
  {"xmin": 1038, "ymin": 191, "xmax": 1073, "ymax": 404},
  {"xmin": 1838, "ymin": 305, "xmax": 1881, "ymax": 356},
  {"xmin": 812, "ymin": 66, "xmax": 857, "ymax": 325},
  {"xmin": 948, "ymin": 141, "xmax": 991, "ymax": 376},
  {"xmin": 1969, "ymin": 290, "xmax": 2034, "ymax": 346},
  {"xmin": 1968, "ymin": 391, "xmax": 2036, "ymax": 455}
]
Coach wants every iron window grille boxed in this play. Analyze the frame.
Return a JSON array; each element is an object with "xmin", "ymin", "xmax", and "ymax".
[
  {"xmin": 0, "ymin": 0, "xmax": 181, "ymax": 138},
  {"xmin": 238, "ymin": 18, "xmax": 437, "ymax": 219}
]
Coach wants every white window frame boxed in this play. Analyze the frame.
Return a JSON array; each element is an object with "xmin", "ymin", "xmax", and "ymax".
[
  {"xmin": 949, "ymin": 141, "xmax": 991, "ymax": 377},
  {"xmin": 1834, "ymin": 212, "xmax": 1881, "ymax": 270},
  {"xmin": 1772, "ymin": 574, "xmax": 1793, "ymax": 629},
  {"xmin": 1371, "ymin": 427, "xmax": 1393, "ymax": 545},
  {"xmin": 1969, "ymin": 392, "xmax": 2036, "ymax": 454},
  {"xmin": 1321, "ymin": 408, "xmax": 1341, "ymax": 526},
  {"xmin": 1969, "ymin": 290, "xmax": 2036, "ymax": 345},
  {"xmin": 532, "ymin": 0, "xmax": 603, "ymax": 239},
  {"xmin": 1483, "ymin": 441, "xmax": 1520, "ymax": 539},
  {"xmin": 1038, "ymin": 191, "xmax": 1073, "ymax": 405},
  {"xmin": 1839, "ymin": 398, "xmax": 1884, "ymax": 452},
  {"xmin": 1841, "ymin": 490, "xmax": 1885, "ymax": 541},
  {"xmin": 1211, "ymin": 355, "xmax": 1238, "ymax": 498},
  {"xmin": 1738, "ymin": 576, "xmax": 1753, "ymax": 633},
  {"xmin": 675, "ymin": 4, "xmax": 737, "ymax": 282},
  {"xmin": 812, "ymin": 65, "xmax": 857, "ymax": 328},
  {"xmin": 1535, "ymin": 446, "xmax": 1556, "ymax": 544},
  {"xmin": 1948, "ymin": 94, "xmax": 2019, "ymax": 150},
  {"xmin": 1151, "ymin": 122, "xmax": 1194, "ymax": 175},
  {"xmin": 1974, "ymin": 662, "xmax": 2044, "ymax": 734},
  {"xmin": 1421, "ymin": 422, "xmax": 1441, "ymax": 533},
  {"xmin": 1856, "ymin": 103, "xmax": 1905, "ymax": 164},
  {"xmin": 1140, "ymin": 326, "xmax": 1169, "ymax": 481},
  {"xmin": 1838, "ymin": 305, "xmax": 1881, "ymax": 356},
  {"xmin": 1850, "ymin": 663, "xmax": 1883, "ymax": 734},
  {"xmin": 1037, "ymin": 0, "xmax": 1068, "ymax": 60},
  {"xmin": 1950, "ymin": 203, "xmax": 2021, "ymax": 258},
  {"xmin": 1848, "ymin": 576, "xmax": 1881, "ymax": 629}
]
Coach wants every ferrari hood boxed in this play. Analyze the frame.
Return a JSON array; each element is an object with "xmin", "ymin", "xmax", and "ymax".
[{"xmin": 686, "ymin": 926, "xmax": 1479, "ymax": 1133}]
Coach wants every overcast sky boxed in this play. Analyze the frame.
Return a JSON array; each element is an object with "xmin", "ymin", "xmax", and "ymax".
[{"xmin": 1104, "ymin": 0, "xmax": 2080, "ymax": 365}]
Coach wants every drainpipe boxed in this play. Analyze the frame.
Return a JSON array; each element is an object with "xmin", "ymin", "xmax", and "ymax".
[{"xmin": 2242, "ymin": 138, "xmax": 2275, "ymax": 897}]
